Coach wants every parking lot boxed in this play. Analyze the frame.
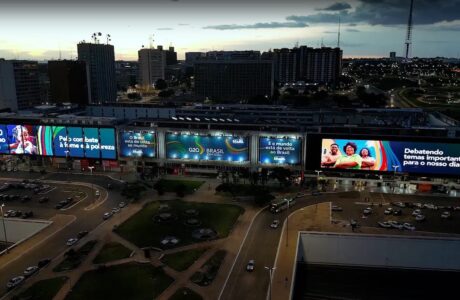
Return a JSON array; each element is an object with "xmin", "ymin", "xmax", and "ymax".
[
  {"xmin": 0, "ymin": 179, "xmax": 92, "ymax": 220},
  {"xmin": 332, "ymin": 192, "xmax": 460, "ymax": 234}
]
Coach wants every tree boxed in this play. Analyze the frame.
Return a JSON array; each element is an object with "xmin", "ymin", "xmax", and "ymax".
[
  {"xmin": 270, "ymin": 167, "xmax": 292, "ymax": 187},
  {"xmin": 155, "ymin": 79, "xmax": 167, "ymax": 90},
  {"xmin": 158, "ymin": 89, "xmax": 174, "ymax": 98}
]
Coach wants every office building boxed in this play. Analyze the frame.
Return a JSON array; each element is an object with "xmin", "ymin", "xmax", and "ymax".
[
  {"xmin": 48, "ymin": 60, "xmax": 89, "ymax": 106},
  {"xmin": 205, "ymin": 50, "xmax": 261, "ymax": 61},
  {"xmin": 166, "ymin": 46, "xmax": 178, "ymax": 66},
  {"xmin": 138, "ymin": 47, "xmax": 166, "ymax": 88},
  {"xmin": 185, "ymin": 52, "xmax": 205, "ymax": 65},
  {"xmin": 194, "ymin": 60, "xmax": 273, "ymax": 102},
  {"xmin": 0, "ymin": 59, "xmax": 40, "ymax": 111},
  {"xmin": 77, "ymin": 42, "xmax": 117, "ymax": 103},
  {"xmin": 390, "ymin": 52, "xmax": 397, "ymax": 60},
  {"xmin": 115, "ymin": 61, "xmax": 138, "ymax": 91},
  {"xmin": 304, "ymin": 47, "xmax": 342, "ymax": 84}
]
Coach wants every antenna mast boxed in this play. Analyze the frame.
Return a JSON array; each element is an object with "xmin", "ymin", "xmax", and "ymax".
[
  {"xmin": 337, "ymin": 16, "xmax": 341, "ymax": 48},
  {"xmin": 405, "ymin": 0, "xmax": 414, "ymax": 59}
]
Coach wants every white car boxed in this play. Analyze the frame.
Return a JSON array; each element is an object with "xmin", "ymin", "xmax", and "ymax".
[
  {"xmin": 415, "ymin": 214, "xmax": 426, "ymax": 222},
  {"xmin": 394, "ymin": 202, "xmax": 405, "ymax": 208},
  {"xmin": 66, "ymin": 238, "xmax": 78, "ymax": 246},
  {"xmin": 412, "ymin": 209, "xmax": 422, "ymax": 216},
  {"xmin": 363, "ymin": 207, "xmax": 372, "ymax": 215},
  {"xmin": 246, "ymin": 260, "xmax": 255, "ymax": 272},
  {"xmin": 388, "ymin": 220, "xmax": 403, "ymax": 229},
  {"xmin": 413, "ymin": 203, "xmax": 423, "ymax": 208},
  {"xmin": 118, "ymin": 202, "xmax": 127, "ymax": 208},
  {"xmin": 6, "ymin": 276, "xmax": 25, "ymax": 290},
  {"xmin": 441, "ymin": 211, "xmax": 451, "ymax": 219},
  {"xmin": 403, "ymin": 223, "xmax": 416, "ymax": 231},
  {"xmin": 270, "ymin": 220, "xmax": 280, "ymax": 228},
  {"xmin": 384, "ymin": 208, "xmax": 393, "ymax": 215},
  {"xmin": 331, "ymin": 205, "xmax": 343, "ymax": 212},
  {"xmin": 454, "ymin": 206, "xmax": 460, "ymax": 211},
  {"xmin": 103, "ymin": 212, "xmax": 113, "ymax": 220},
  {"xmin": 112, "ymin": 207, "xmax": 121, "ymax": 214},
  {"xmin": 378, "ymin": 221, "xmax": 392, "ymax": 228},
  {"xmin": 23, "ymin": 266, "xmax": 39, "ymax": 277},
  {"xmin": 95, "ymin": 190, "xmax": 100, "ymax": 196}
]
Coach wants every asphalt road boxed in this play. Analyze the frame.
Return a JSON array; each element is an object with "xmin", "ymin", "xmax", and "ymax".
[{"xmin": 0, "ymin": 171, "xmax": 127, "ymax": 297}]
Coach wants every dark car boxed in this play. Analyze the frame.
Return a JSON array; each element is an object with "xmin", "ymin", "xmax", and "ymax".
[
  {"xmin": 77, "ymin": 231, "xmax": 89, "ymax": 239},
  {"xmin": 38, "ymin": 197, "xmax": 49, "ymax": 203},
  {"xmin": 37, "ymin": 258, "xmax": 51, "ymax": 268},
  {"xmin": 21, "ymin": 195, "xmax": 31, "ymax": 203},
  {"xmin": 22, "ymin": 211, "xmax": 34, "ymax": 219}
]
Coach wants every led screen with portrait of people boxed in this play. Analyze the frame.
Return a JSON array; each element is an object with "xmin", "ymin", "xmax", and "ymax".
[
  {"xmin": 321, "ymin": 138, "xmax": 460, "ymax": 176},
  {"xmin": 7, "ymin": 125, "xmax": 37, "ymax": 155}
]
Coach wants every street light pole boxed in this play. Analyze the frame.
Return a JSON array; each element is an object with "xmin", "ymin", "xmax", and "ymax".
[
  {"xmin": 392, "ymin": 165, "xmax": 399, "ymax": 192},
  {"xmin": 1, "ymin": 203, "xmax": 8, "ymax": 253},
  {"xmin": 264, "ymin": 266, "xmax": 276, "ymax": 300},
  {"xmin": 285, "ymin": 198, "xmax": 290, "ymax": 247},
  {"xmin": 88, "ymin": 166, "xmax": 95, "ymax": 203}
]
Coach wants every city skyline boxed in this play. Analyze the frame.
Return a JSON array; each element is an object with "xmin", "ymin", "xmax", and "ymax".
[{"xmin": 0, "ymin": 0, "xmax": 459, "ymax": 61}]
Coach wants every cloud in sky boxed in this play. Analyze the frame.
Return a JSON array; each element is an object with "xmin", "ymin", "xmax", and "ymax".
[
  {"xmin": 317, "ymin": 2, "xmax": 352, "ymax": 11},
  {"xmin": 204, "ymin": 21, "xmax": 308, "ymax": 30},
  {"xmin": 157, "ymin": 27, "xmax": 173, "ymax": 30}
]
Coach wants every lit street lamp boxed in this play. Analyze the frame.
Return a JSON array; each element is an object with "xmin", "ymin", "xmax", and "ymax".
[
  {"xmin": 1, "ymin": 203, "xmax": 8, "ymax": 253},
  {"xmin": 264, "ymin": 266, "xmax": 276, "ymax": 300}
]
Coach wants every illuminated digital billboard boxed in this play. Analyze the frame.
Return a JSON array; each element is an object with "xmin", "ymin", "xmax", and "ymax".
[
  {"xmin": 1, "ymin": 124, "xmax": 117, "ymax": 159},
  {"xmin": 166, "ymin": 133, "xmax": 249, "ymax": 162},
  {"xmin": 120, "ymin": 130, "xmax": 156, "ymax": 158},
  {"xmin": 259, "ymin": 137, "xmax": 301, "ymax": 165},
  {"xmin": 321, "ymin": 138, "xmax": 460, "ymax": 175}
]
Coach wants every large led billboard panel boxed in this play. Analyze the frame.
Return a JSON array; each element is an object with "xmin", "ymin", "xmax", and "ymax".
[
  {"xmin": 52, "ymin": 126, "xmax": 68, "ymax": 157},
  {"xmin": 0, "ymin": 125, "xmax": 9, "ymax": 154},
  {"xmin": 321, "ymin": 138, "xmax": 460, "ymax": 175},
  {"xmin": 99, "ymin": 128, "xmax": 117, "ymax": 159},
  {"xmin": 67, "ymin": 127, "xmax": 84, "ymax": 158},
  {"xmin": 166, "ymin": 133, "xmax": 249, "ymax": 162},
  {"xmin": 259, "ymin": 137, "xmax": 301, "ymax": 165},
  {"xmin": 120, "ymin": 130, "xmax": 156, "ymax": 158},
  {"xmin": 36, "ymin": 125, "xmax": 54, "ymax": 156},
  {"xmin": 7, "ymin": 125, "xmax": 37, "ymax": 155}
]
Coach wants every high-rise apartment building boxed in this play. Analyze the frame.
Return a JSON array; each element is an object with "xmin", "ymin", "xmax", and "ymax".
[
  {"xmin": 0, "ymin": 59, "xmax": 40, "ymax": 111},
  {"xmin": 138, "ymin": 47, "xmax": 166, "ymax": 88},
  {"xmin": 48, "ymin": 60, "xmax": 89, "ymax": 106},
  {"xmin": 194, "ymin": 60, "xmax": 273, "ymax": 102},
  {"xmin": 166, "ymin": 46, "xmax": 178, "ymax": 65},
  {"xmin": 77, "ymin": 42, "xmax": 116, "ymax": 103}
]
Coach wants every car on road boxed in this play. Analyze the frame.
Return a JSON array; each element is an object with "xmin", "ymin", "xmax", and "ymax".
[
  {"xmin": 403, "ymin": 223, "xmax": 416, "ymax": 231},
  {"xmin": 423, "ymin": 203, "xmax": 438, "ymax": 210},
  {"xmin": 20, "ymin": 195, "xmax": 31, "ymax": 203},
  {"xmin": 103, "ymin": 212, "xmax": 113, "ymax": 220},
  {"xmin": 378, "ymin": 221, "xmax": 392, "ymax": 228},
  {"xmin": 388, "ymin": 221, "xmax": 403, "ymax": 229},
  {"xmin": 246, "ymin": 260, "xmax": 255, "ymax": 272},
  {"xmin": 38, "ymin": 196, "xmax": 49, "ymax": 203},
  {"xmin": 55, "ymin": 201, "xmax": 67, "ymax": 209},
  {"xmin": 270, "ymin": 220, "xmax": 280, "ymax": 228},
  {"xmin": 77, "ymin": 231, "xmax": 89, "ymax": 239},
  {"xmin": 412, "ymin": 209, "xmax": 422, "ymax": 216},
  {"xmin": 393, "ymin": 202, "xmax": 406, "ymax": 208},
  {"xmin": 6, "ymin": 276, "xmax": 25, "ymax": 290},
  {"xmin": 118, "ymin": 202, "xmax": 127, "ymax": 208},
  {"xmin": 363, "ymin": 207, "xmax": 372, "ymax": 215},
  {"xmin": 384, "ymin": 207, "xmax": 393, "ymax": 215},
  {"xmin": 415, "ymin": 214, "xmax": 426, "ymax": 222},
  {"xmin": 393, "ymin": 209, "xmax": 402, "ymax": 216},
  {"xmin": 37, "ymin": 258, "xmax": 51, "ymax": 268},
  {"xmin": 112, "ymin": 207, "xmax": 121, "ymax": 214},
  {"xmin": 331, "ymin": 205, "xmax": 343, "ymax": 212},
  {"xmin": 66, "ymin": 238, "xmax": 78, "ymax": 246},
  {"xmin": 95, "ymin": 190, "xmax": 100, "ymax": 197},
  {"xmin": 23, "ymin": 266, "xmax": 39, "ymax": 277},
  {"xmin": 441, "ymin": 211, "xmax": 451, "ymax": 219},
  {"xmin": 4, "ymin": 210, "xmax": 17, "ymax": 217}
]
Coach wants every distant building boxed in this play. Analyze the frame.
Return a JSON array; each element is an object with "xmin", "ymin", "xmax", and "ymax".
[
  {"xmin": 185, "ymin": 52, "xmax": 205, "ymax": 65},
  {"xmin": 194, "ymin": 60, "xmax": 274, "ymax": 102},
  {"xmin": 166, "ymin": 46, "xmax": 178, "ymax": 66},
  {"xmin": 390, "ymin": 52, "xmax": 397, "ymax": 59},
  {"xmin": 204, "ymin": 51, "xmax": 261, "ymax": 61},
  {"xmin": 38, "ymin": 62, "xmax": 50, "ymax": 104},
  {"xmin": 115, "ymin": 61, "xmax": 138, "ymax": 91},
  {"xmin": 77, "ymin": 42, "xmax": 117, "ymax": 103},
  {"xmin": 264, "ymin": 46, "xmax": 342, "ymax": 85},
  {"xmin": 48, "ymin": 60, "xmax": 89, "ymax": 106},
  {"xmin": 0, "ymin": 59, "xmax": 41, "ymax": 111},
  {"xmin": 138, "ymin": 47, "xmax": 166, "ymax": 88}
]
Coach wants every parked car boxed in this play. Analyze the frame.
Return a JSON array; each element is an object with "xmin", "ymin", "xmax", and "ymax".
[
  {"xmin": 37, "ymin": 258, "xmax": 51, "ymax": 268},
  {"xmin": 38, "ymin": 196, "xmax": 49, "ymax": 203},
  {"xmin": 23, "ymin": 266, "xmax": 39, "ymax": 277},
  {"xmin": 363, "ymin": 207, "xmax": 373, "ymax": 215},
  {"xmin": 413, "ymin": 203, "xmax": 423, "ymax": 208},
  {"xmin": 412, "ymin": 209, "xmax": 422, "ymax": 216},
  {"xmin": 118, "ymin": 202, "xmax": 127, "ymax": 208},
  {"xmin": 6, "ymin": 276, "xmax": 25, "ymax": 290},
  {"xmin": 77, "ymin": 231, "xmax": 89, "ymax": 239},
  {"xmin": 454, "ymin": 206, "xmax": 460, "ymax": 211},
  {"xmin": 378, "ymin": 221, "xmax": 392, "ymax": 228},
  {"xmin": 394, "ymin": 202, "xmax": 406, "ymax": 208},
  {"xmin": 21, "ymin": 211, "xmax": 34, "ymax": 219},
  {"xmin": 393, "ymin": 209, "xmax": 402, "ymax": 216},
  {"xmin": 331, "ymin": 205, "xmax": 343, "ymax": 212},
  {"xmin": 384, "ymin": 207, "xmax": 393, "ymax": 215},
  {"xmin": 246, "ymin": 260, "xmax": 255, "ymax": 272},
  {"xmin": 20, "ymin": 195, "xmax": 31, "ymax": 203},
  {"xmin": 441, "ymin": 211, "xmax": 451, "ymax": 219},
  {"xmin": 112, "ymin": 207, "xmax": 121, "ymax": 214},
  {"xmin": 389, "ymin": 220, "xmax": 403, "ymax": 229},
  {"xmin": 415, "ymin": 214, "xmax": 426, "ymax": 222},
  {"xmin": 270, "ymin": 220, "xmax": 280, "ymax": 228},
  {"xmin": 66, "ymin": 238, "xmax": 78, "ymax": 246},
  {"xmin": 403, "ymin": 223, "xmax": 416, "ymax": 231},
  {"xmin": 4, "ymin": 210, "xmax": 17, "ymax": 218},
  {"xmin": 95, "ymin": 190, "xmax": 100, "ymax": 197},
  {"xmin": 103, "ymin": 212, "xmax": 113, "ymax": 220}
]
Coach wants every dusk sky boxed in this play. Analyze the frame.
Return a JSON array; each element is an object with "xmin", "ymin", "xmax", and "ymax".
[{"xmin": 1, "ymin": 0, "xmax": 459, "ymax": 60}]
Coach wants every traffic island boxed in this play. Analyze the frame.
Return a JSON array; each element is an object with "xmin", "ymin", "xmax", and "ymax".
[
  {"xmin": 190, "ymin": 250, "xmax": 226, "ymax": 286},
  {"xmin": 161, "ymin": 248, "xmax": 208, "ymax": 272},
  {"xmin": 13, "ymin": 276, "xmax": 68, "ymax": 300}
]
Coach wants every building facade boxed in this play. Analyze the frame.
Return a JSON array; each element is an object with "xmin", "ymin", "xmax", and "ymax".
[
  {"xmin": 138, "ymin": 48, "xmax": 166, "ymax": 88},
  {"xmin": 77, "ymin": 42, "xmax": 117, "ymax": 103},
  {"xmin": 48, "ymin": 60, "xmax": 89, "ymax": 106}
]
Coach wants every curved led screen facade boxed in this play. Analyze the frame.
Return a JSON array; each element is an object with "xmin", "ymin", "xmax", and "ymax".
[
  {"xmin": 321, "ymin": 138, "xmax": 460, "ymax": 175},
  {"xmin": 259, "ymin": 137, "xmax": 301, "ymax": 165},
  {"xmin": 166, "ymin": 132, "xmax": 249, "ymax": 162},
  {"xmin": 120, "ymin": 130, "xmax": 156, "ymax": 158}
]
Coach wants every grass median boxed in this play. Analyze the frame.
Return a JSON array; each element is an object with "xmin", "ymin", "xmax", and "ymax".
[
  {"xmin": 14, "ymin": 277, "xmax": 68, "ymax": 300},
  {"xmin": 162, "ymin": 248, "xmax": 208, "ymax": 272},
  {"xmin": 93, "ymin": 242, "xmax": 132, "ymax": 264}
]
